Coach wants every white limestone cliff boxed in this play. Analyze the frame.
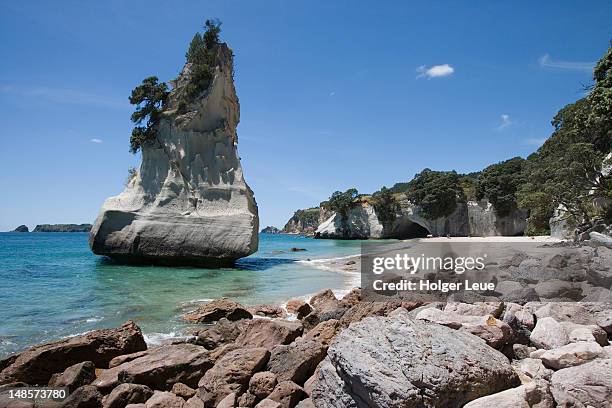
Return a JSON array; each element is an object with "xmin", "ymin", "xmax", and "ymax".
[
  {"xmin": 89, "ymin": 44, "xmax": 258, "ymax": 265},
  {"xmin": 315, "ymin": 199, "xmax": 527, "ymax": 239}
]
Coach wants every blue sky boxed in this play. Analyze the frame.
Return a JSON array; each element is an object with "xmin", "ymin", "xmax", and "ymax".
[{"xmin": 1, "ymin": 1, "xmax": 611, "ymax": 231}]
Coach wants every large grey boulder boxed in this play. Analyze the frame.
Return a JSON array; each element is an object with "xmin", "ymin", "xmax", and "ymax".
[
  {"xmin": 311, "ymin": 309, "xmax": 519, "ymax": 407},
  {"xmin": 551, "ymin": 359, "xmax": 612, "ymax": 407},
  {"xmin": 89, "ymin": 43, "xmax": 258, "ymax": 266}
]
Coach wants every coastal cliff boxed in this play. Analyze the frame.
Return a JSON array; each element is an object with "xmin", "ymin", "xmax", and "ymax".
[
  {"xmin": 33, "ymin": 224, "xmax": 92, "ymax": 233},
  {"xmin": 313, "ymin": 198, "xmax": 527, "ymax": 239},
  {"xmin": 89, "ymin": 41, "xmax": 258, "ymax": 265},
  {"xmin": 282, "ymin": 207, "xmax": 328, "ymax": 235}
]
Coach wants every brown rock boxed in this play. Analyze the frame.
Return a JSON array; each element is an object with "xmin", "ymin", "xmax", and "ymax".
[
  {"xmin": 248, "ymin": 372, "xmax": 277, "ymax": 400},
  {"xmin": 340, "ymin": 288, "xmax": 361, "ymax": 307},
  {"xmin": 267, "ymin": 381, "xmax": 306, "ymax": 408},
  {"xmin": 103, "ymin": 383, "xmax": 153, "ymax": 408},
  {"xmin": 0, "ymin": 321, "xmax": 146, "ymax": 385},
  {"xmin": 109, "ymin": 351, "xmax": 149, "ymax": 369},
  {"xmin": 93, "ymin": 344, "xmax": 212, "ymax": 393},
  {"xmin": 303, "ymin": 320, "xmax": 341, "ymax": 346},
  {"xmin": 266, "ymin": 340, "xmax": 327, "ymax": 385},
  {"xmin": 144, "ymin": 391, "xmax": 184, "ymax": 408},
  {"xmin": 197, "ymin": 348, "xmax": 270, "ymax": 407},
  {"xmin": 237, "ymin": 391, "xmax": 257, "ymax": 408},
  {"xmin": 60, "ymin": 385, "xmax": 103, "ymax": 408},
  {"xmin": 302, "ymin": 374, "xmax": 316, "ymax": 397},
  {"xmin": 249, "ymin": 305, "xmax": 286, "ymax": 319},
  {"xmin": 193, "ymin": 319, "xmax": 243, "ymax": 351},
  {"xmin": 215, "ymin": 393, "xmax": 236, "ymax": 408},
  {"xmin": 234, "ymin": 320, "xmax": 302, "ymax": 349},
  {"xmin": 285, "ymin": 300, "xmax": 311, "ymax": 320},
  {"xmin": 253, "ymin": 400, "xmax": 280, "ymax": 408},
  {"xmin": 183, "ymin": 397, "xmax": 203, "ymax": 408},
  {"xmin": 308, "ymin": 290, "xmax": 340, "ymax": 313},
  {"xmin": 182, "ymin": 299, "xmax": 252, "ymax": 324},
  {"xmin": 170, "ymin": 383, "xmax": 195, "ymax": 400},
  {"xmin": 49, "ymin": 361, "xmax": 96, "ymax": 393}
]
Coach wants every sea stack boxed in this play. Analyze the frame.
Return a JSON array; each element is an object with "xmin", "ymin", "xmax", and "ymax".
[{"xmin": 89, "ymin": 43, "xmax": 258, "ymax": 266}]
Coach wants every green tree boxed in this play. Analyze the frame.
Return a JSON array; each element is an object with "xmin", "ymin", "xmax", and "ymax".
[
  {"xmin": 203, "ymin": 19, "xmax": 222, "ymax": 49},
  {"xmin": 587, "ymin": 43, "xmax": 612, "ymax": 152},
  {"xmin": 323, "ymin": 188, "xmax": 359, "ymax": 219},
  {"xmin": 183, "ymin": 19, "xmax": 223, "ymax": 101},
  {"xmin": 475, "ymin": 157, "xmax": 525, "ymax": 217},
  {"xmin": 371, "ymin": 186, "xmax": 399, "ymax": 227},
  {"xmin": 128, "ymin": 76, "xmax": 168, "ymax": 153},
  {"xmin": 406, "ymin": 169, "xmax": 464, "ymax": 219}
]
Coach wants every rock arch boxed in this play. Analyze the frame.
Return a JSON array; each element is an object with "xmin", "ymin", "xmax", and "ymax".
[{"xmin": 388, "ymin": 216, "xmax": 432, "ymax": 239}]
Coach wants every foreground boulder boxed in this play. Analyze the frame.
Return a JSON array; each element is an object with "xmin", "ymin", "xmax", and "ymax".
[
  {"xmin": 93, "ymin": 344, "xmax": 212, "ymax": 392},
  {"xmin": 0, "ymin": 321, "xmax": 146, "ymax": 385},
  {"xmin": 266, "ymin": 339, "xmax": 327, "ymax": 385},
  {"xmin": 103, "ymin": 383, "xmax": 154, "ymax": 408},
  {"xmin": 89, "ymin": 42, "xmax": 258, "ymax": 266},
  {"xmin": 197, "ymin": 347, "xmax": 269, "ymax": 407},
  {"xmin": 551, "ymin": 358, "xmax": 612, "ymax": 407},
  {"xmin": 183, "ymin": 299, "xmax": 252, "ymax": 324},
  {"xmin": 48, "ymin": 361, "xmax": 96, "ymax": 392},
  {"xmin": 311, "ymin": 309, "xmax": 519, "ymax": 407},
  {"xmin": 234, "ymin": 319, "xmax": 302, "ymax": 349},
  {"xmin": 463, "ymin": 380, "xmax": 554, "ymax": 408}
]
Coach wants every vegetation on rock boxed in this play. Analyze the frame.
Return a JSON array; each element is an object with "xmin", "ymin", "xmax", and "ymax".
[
  {"xmin": 181, "ymin": 19, "xmax": 223, "ymax": 107},
  {"xmin": 322, "ymin": 188, "xmax": 360, "ymax": 221},
  {"xmin": 371, "ymin": 186, "xmax": 400, "ymax": 226},
  {"xmin": 128, "ymin": 19, "xmax": 224, "ymax": 152},
  {"xmin": 518, "ymin": 43, "xmax": 612, "ymax": 233},
  {"xmin": 476, "ymin": 157, "xmax": 525, "ymax": 217},
  {"xmin": 128, "ymin": 76, "xmax": 169, "ymax": 153},
  {"xmin": 405, "ymin": 169, "xmax": 465, "ymax": 219}
]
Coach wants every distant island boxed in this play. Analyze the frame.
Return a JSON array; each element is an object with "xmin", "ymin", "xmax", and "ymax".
[
  {"xmin": 12, "ymin": 225, "xmax": 29, "ymax": 232},
  {"xmin": 260, "ymin": 226, "xmax": 281, "ymax": 234},
  {"xmin": 32, "ymin": 224, "xmax": 92, "ymax": 233}
]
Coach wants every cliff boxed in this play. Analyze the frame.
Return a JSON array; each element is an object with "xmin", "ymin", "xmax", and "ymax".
[
  {"xmin": 313, "ymin": 198, "xmax": 527, "ymax": 239},
  {"xmin": 282, "ymin": 207, "xmax": 327, "ymax": 235},
  {"xmin": 89, "ymin": 43, "xmax": 258, "ymax": 266},
  {"xmin": 260, "ymin": 226, "xmax": 280, "ymax": 234},
  {"xmin": 34, "ymin": 224, "xmax": 92, "ymax": 232}
]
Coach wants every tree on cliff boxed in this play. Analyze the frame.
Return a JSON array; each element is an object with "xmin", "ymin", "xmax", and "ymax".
[
  {"xmin": 323, "ymin": 188, "xmax": 359, "ymax": 220},
  {"xmin": 475, "ymin": 157, "xmax": 525, "ymax": 217},
  {"xmin": 405, "ymin": 169, "xmax": 464, "ymax": 219},
  {"xmin": 518, "ymin": 42, "xmax": 612, "ymax": 232},
  {"xmin": 129, "ymin": 76, "xmax": 169, "ymax": 153},
  {"xmin": 183, "ymin": 19, "xmax": 223, "ymax": 103},
  {"xmin": 371, "ymin": 186, "xmax": 400, "ymax": 227}
]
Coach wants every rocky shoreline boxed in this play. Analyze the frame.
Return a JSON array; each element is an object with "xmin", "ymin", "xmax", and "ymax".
[{"xmin": 1, "ymin": 284, "xmax": 611, "ymax": 407}]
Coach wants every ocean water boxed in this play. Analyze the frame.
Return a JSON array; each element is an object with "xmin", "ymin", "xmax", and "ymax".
[{"xmin": 0, "ymin": 232, "xmax": 363, "ymax": 358}]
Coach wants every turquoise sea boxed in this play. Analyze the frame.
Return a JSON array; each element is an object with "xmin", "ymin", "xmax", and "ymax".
[{"xmin": 0, "ymin": 232, "xmax": 363, "ymax": 358}]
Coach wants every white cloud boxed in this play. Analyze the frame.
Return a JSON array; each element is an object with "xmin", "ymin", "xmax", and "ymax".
[
  {"xmin": 416, "ymin": 64, "xmax": 455, "ymax": 79},
  {"xmin": 90, "ymin": 138, "xmax": 103, "ymax": 144},
  {"xmin": 538, "ymin": 54, "xmax": 594, "ymax": 72},
  {"xmin": 523, "ymin": 138, "xmax": 546, "ymax": 146},
  {"xmin": 497, "ymin": 114, "xmax": 513, "ymax": 130}
]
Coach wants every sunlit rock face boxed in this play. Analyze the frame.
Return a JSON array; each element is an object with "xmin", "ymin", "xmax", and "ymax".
[{"xmin": 90, "ymin": 44, "xmax": 258, "ymax": 266}]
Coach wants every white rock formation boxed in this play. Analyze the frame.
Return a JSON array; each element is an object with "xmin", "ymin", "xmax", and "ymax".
[
  {"xmin": 90, "ymin": 44, "xmax": 258, "ymax": 265},
  {"xmin": 314, "ymin": 198, "xmax": 527, "ymax": 239}
]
